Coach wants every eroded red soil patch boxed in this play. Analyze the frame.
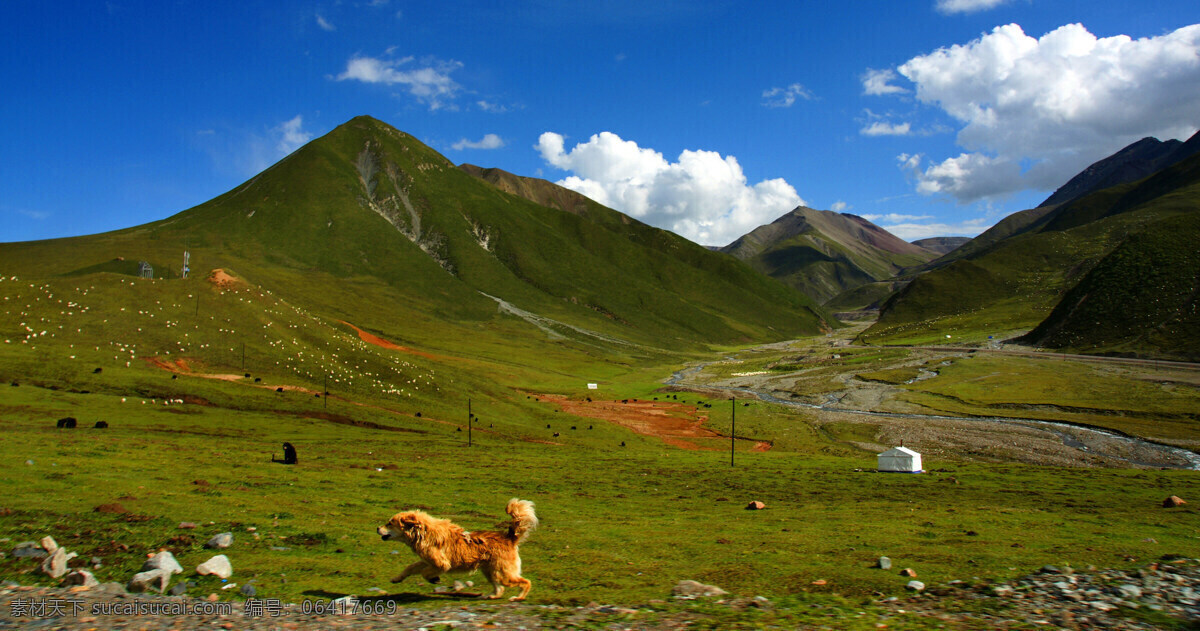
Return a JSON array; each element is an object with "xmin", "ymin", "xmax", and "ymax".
[
  {"xmin": 536, "ymin": 394, "xmax": 714, "ymax": 450},
  {"xmin": 338, "ymin": 320, "xmax": 444, "ymax": 361}
]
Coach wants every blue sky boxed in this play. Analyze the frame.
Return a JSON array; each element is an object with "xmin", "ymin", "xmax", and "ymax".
[{"xmin": 2, "ymin": 1, "xmax": 1198, "ymax": 246}]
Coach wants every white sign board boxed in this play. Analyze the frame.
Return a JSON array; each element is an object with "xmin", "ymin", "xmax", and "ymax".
[{"xmin": 587, "ymin": 383, "xmax": 598, "ymax": 390}]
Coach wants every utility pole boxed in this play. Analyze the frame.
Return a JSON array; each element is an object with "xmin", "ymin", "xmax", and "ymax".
[
  {"xmin": 468, "ymin": 399, "xmax": 473, "ymax": 446},
  {"xmin": 730, "ymin": 398, "xmax": 736, "ymax": 467}
]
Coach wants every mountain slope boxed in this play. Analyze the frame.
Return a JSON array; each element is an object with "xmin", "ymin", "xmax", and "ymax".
[
  {"xmin": 0, "ymin": 116, "xmax": 830, "ymax": 353},
  {"xmin": 1019, "ymin": 211, "xmax": 1200, "ymax": 360},
  {"xmin": 864, "ymin": 150, "xmax": 1200, "ymax": 357},
  {"xmin": 720, "ymin": 207, "xmax": 937, "ymax": 305},
  {"xmin": 1039, "ymin": 131, "xmax": 1200, "ymax": 208}
]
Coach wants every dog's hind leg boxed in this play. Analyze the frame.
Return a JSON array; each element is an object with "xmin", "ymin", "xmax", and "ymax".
[
  {"xmin": 509, "ymin": 576, "xmax": 532, "ymax": 601},
  {"xmin": 391, "ymin": 560, "xmax": 433, "ymax": 584}
]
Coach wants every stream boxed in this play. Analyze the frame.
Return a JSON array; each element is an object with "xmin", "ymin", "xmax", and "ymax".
[{"xmin": 666, "ymin": 361, "xmax": 1200, "ymax": 471}]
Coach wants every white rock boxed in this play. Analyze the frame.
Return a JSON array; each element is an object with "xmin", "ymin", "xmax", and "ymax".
[
  {"xmin": 40, "ymin": 548, "xmax": 76, "ymax": 579},
  {"xmin": 142, "ymin": 551, "xmax": 183, "ymax": 575},
  {"xmin": 39, "ymin": 536, "xmax": 58, "ymax": 554},
  {"xmin": 196, "ymin": 555, "xmax": 233, "ymax": 579},
  {"xmin": 128, "ymin": 568, "xmax": 172, "ymax": 593}
]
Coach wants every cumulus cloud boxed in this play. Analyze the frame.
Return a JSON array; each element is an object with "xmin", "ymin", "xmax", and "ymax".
[
  {"xmin": 889, "ymin": 22, "xmax": 1200, "ymax": 203},
  {"xmin": 762, "ymin": 83, "xmax": 814, "ymax": 108},
  {"xmin": 536, "ymin": 131, "xmax": 804, "ymax": 246},
  {"xmin": 316, "ymin": 14, "xmax": 335, "ymax": 31},
  {"xmin": 336, "ymin": 54, "xmax": 464, "ymax": 110},
  {"xmin": 861, "ymin": 121, "xmax": 913, "ymax": 136},
  {"xmin": 451, "ymin": 134, "xmax": 504, "ymax": 150},
  {"xmin": 935, "ymin": 0, "xmax": 1013, "ymax": 14},
  {"xmin": 862, "ymin": 68, "xmax": 908, "ymax": 95},
  {"xmin": 476, "ymin": 100, "xmax": 509, "ymax": 113},
  {"xmin": 831, "ymin": 201, "xmax": 850, "ymax": 212}
]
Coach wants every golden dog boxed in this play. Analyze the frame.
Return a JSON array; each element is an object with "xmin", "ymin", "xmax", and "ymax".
[{"xmin": 377, "ymin": 498, "xmax": 538, "ymax": 600}]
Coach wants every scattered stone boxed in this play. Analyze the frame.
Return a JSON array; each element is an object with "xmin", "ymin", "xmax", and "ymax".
[
  {"xmin": 1163, "ymin": 495, "xmax": 1187, "ymax": 508},
  {"xmin": 205, "ymin": 532, "xmax": 234, "ymax": 549},
  {"xmin": 143, "ymin": 550, "xmax": 183, "ymax": 575},
  {"xmin": 745, "ymin": 501, "xmax": 766, "ymax": 510},
  {"xmin": 453, "ymin": 580, "xmax": 466, "ymax": 592},
  {"xmin": 876, "ymin": 557, "xmax": 892, "ymax": 570},
  {"xmin": 63, "ymin": 570, "xmax": 99, "ymax": 588},
  {"xmin": 128, "ymin": 568, "xmax": 172, "ymax": 593},
  {"xmin": 40, "ymin": 548, "xmax": 76, "ymax": 579},
  {"xmin": 196, "ymin": 554, "xmax": 233, "ymax": 579},
  {"xmin": 900, "ymin": 568, "xmax": 918, "ymax": 578},
  {"xmin": 39, "ymin": 536, "xmax": 58, "ymax": 554},
  {"xmin": 206, "ymin": 593, "xmax": 219, "ymax": 602},
  {"xmin": 168, "ymin": 582, "xmax": 188, "ymax": 596},
  {"xmin": 24, "ymin": 460, "xmax": 33, "ymax": 466},
  {"xmin": 12, "ymin": 542, "xmax": 47, "ymax": 559},
  {"xmin": 906, "ymin": 580, "xmax": 926, "ymax": 592},
  {"xmin": 89, "ymin": 556, "xmax": 102, "ymax": 567},
  {"xmin": 269, "ymin": 546, "xmax": 291, "ymax": 552},
  {"xmin": 178, "ymin": 522, "xmax": 197, "ymax": 529},
  {"xmin": 672, "ymin": 580, "xmax": 728, "ymax": 599},
  {"xmin": 93, "ymin": 503, "xmax": 128, "ymax": 514}
]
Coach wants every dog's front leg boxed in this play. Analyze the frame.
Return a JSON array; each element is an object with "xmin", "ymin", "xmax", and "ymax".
[{"xmin": 391, "ymin": 560, "xmax": 433, "ymax": 584}]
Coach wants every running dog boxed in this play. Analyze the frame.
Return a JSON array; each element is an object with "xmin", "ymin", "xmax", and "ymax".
[{"xmin": 377, "ymin": 498, "xmax": 538, "ymax": 600}]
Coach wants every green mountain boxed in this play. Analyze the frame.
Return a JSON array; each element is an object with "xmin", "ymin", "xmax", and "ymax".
[
  {"xmin": 720, "ymin": 206, "xmax": 937, "ymax": 305},
  {"xmin": 864, "ymin": 149, "xmax": 1200, "ymax": 359},
  {"xmin": 0, "ymin": 116, "xmax": 830, "ymax": 353}
]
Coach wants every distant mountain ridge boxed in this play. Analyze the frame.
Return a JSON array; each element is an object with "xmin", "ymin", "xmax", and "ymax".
[
  {"xmin": 719, "ymin": 207, "xmax": 937, "ymax": 305},
  {"xmin": 1039, "ymin": 131, "xmax": 1200, "ymax": 208},
  {"xmin": 911, "ymin": 237, "xmax": 970, "ymax": 255}
]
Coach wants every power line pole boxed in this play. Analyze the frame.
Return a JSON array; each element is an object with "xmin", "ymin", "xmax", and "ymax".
[
  {"xmin": 730, "ymin": 398, "xmax": 736, "ymax": 467},
  {"xmin": 468, "ymin": 398, "xmax": 473, "ymax": 446}
]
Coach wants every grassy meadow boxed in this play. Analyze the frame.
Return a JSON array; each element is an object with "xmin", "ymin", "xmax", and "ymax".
[{"xmin": 0, "ymin": 269, "xmax": 1198, "ymax": 627}]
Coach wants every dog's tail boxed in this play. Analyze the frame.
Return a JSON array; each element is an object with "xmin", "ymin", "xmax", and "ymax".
[{"xmin": 505, "ymin": 498, "xmax": 538, "ymax": 544}]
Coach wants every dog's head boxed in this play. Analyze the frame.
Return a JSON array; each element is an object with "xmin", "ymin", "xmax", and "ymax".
[{"xmin": 377, "ymin": 511, "xmax": 427, "ymax": 543}]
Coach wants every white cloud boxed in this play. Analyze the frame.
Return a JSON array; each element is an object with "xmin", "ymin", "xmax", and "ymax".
[
  {"xmin": 476, "ymin": 100, "xmax": 509, "ymax": 113},
  {"xmin": 451, "ymin": 134, "xmax": 505, "ymax": 150},
  {"xmin": 831, "ymin": 201, "xmax": 849, "ymax": 212},
  {"xmin": 861, "ymin": 121, "xmax": 913, "ymax": 136},
  {"xmin": 316, "ymin": 14, "xmax": 335, "ymax": 31},
  {"xmin": 890, "ymin": 22, "xmax": 1200, "ymax": 203},
  {"xmin": 872, "ymin": 217, "xmax": 994, "ymax": 241},
  {"xmin": 935, "ymin": 0, "xmax": 1013, "ymax": 14},
  {"xmin": 336, "ymin": 54, "xmax": 464, "ymax": 110},
  {"xmin": 860, "ymin": 213, "xmax": 935, "ymax": 223},
  {"xmin": 536, "ymin": 131, "xmax": 804, "ymax": 246},
  {"xmin": 276, "ymin": 115, "xmax": 313, "ymax": 155},
  {"xmin": 762, "ymin": 83, "xmax": 813, "ymax": 108},
  {"xmin": 862, "ymin": 68, "xmax": 908, "ymax": 95}
]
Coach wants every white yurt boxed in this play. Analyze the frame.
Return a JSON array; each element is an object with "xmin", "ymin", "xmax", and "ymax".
[{"xmin": 877, "ymin": 446, "xmax": 923, "ymax": 473}]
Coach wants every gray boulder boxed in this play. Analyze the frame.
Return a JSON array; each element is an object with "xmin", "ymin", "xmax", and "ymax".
[
  {"xmin": 906, "ymin": 580, "xmax": 926, "ymax": 591},
  {"xmin": 876, "ymin": 556, "xmax": 892, "ymax": 570},
  {"xmin": 12, "ymin": 542, "xmax": 47, "ymax": 559},
  {"xmin": 205, "ymin": 532, "xmax": 233, "ymax": 549}
]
